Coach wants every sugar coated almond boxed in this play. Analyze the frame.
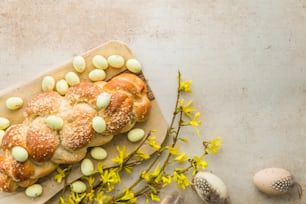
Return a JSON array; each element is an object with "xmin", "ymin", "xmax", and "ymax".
[
  {"xmin": 107, "ymin": 55, "xmax": 125, "ymax": 68},
  {"xmin": 6, "ymin": 97, "xmax": 23, "ymax": 110},
  {"xmin": 126, "ymin": 58, "xmax": 142, "ymax": 73},
  {"xmin": 89, "ymin": 69, "xmax": 106, "ymax": 82},
  {"xmin": 92, "ymin": 116, "xmax": 106, "ymax": 133},
  {"xmin": 41, "ymin": 76, "xmax": 55, "ymax": 91},
  {"xmin": 72, "ymin": 55, "xmax": 86, "ymax": 73},
  {"xmin": 25, "ymin": 184, "xmax": 43, "ymax": 198},
  {"xmin": 0, "ymin": 117, "xmax": 10, "ymax": 130},
  {"xmin": 90, "ymin": 147, "xmax": 107, "ymax": 160},
  {"xmin": 12, "ymin": 146, "xmax": 28, "ymax": 162},
  {"xmin": 81, "ymin": 158, "xmax": 94, "ymax": 176},
  {"xmin": 92, "ymin": 55, "xmax": 108, "ymax": 70},
  {"xmin": 127, "ymin": 128, "xmax": 145, "ymax": 142},
  {"xmin": 65, "ymin": 72, "xmax": 80, "ymax": 86},
  {"xmin": 56, "ymin": 79, "xmax": 69, "ymax": 95},
  {"xmin": 46, "ymin": 115, "xmax": 64, "ymax": 130}
]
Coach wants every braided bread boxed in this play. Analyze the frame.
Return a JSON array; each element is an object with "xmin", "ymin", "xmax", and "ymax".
[{"xmin": 0, "ymin": 73, "xmax": 151, "ymax": 192}]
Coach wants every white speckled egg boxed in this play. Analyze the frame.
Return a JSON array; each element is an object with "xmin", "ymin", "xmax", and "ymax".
[
  {"xmin": 193, "ymin": 172, "xmax": 230, "ymax": 204},
  {"xmin": 253, "ymin": 167, "xmax": 295, "ymax": 196}
]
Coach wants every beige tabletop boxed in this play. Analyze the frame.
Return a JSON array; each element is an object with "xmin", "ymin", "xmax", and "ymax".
[{"xmin": 0, "ymin": 1, "xmax": 306, "ymax": 204}]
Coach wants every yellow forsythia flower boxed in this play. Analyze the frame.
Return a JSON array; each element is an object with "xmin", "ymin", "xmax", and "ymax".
[
  {"xmin": 173, "ymin": 170, "xmax": 190, "ymax": 189},
  {"xmin": 112, "ymin": 146, "xmax": 128, "ymax": 167},
  {"xmin": 54, "ymin": 165, "xmax": 72, "ymax": 183},
  {"xmin": 179, "ymin": 99, "xmax": 196, "ymax": 118},
  {"xmin": 148, "ymin": 136, "xmax": 161, "ymax": 150},
  {"xmin": 207, "ymin": 136, "xmax": 223, "ymax": 154},
  {"xmin": 174, "ymin": 152, "xmax": 189, "ymax": 163},
  {"xmin": 162, "ymin": 175, "xmax": 172, "ymax": 187},
  {"xmin": 179, "ymin": 78, "xmax": 192, "ymax": 93},
  {"xmin": 119, "ymin": 189, "xmax": 137, "ymax": 203},
  {"xmin": 150, "ymin": 193, "xmax": 160, "ymax": 202}
]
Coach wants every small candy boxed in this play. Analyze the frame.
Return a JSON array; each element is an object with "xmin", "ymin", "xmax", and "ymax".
[
  {"xmin": 107, "ymin": 55, "xmax": 125, "ymax": 68},
  {"xmin": 0, "ymin": 130, "xmax": 5, "ymax": 145},
  {"xmin": 65, "ymin": 72, "xmax": 80, "ymax": 86},
  {"xmin": 126, "ymin": 58, "xmax": 142, "ymax": 73},
  {"xmin": 41, "ymin": 76, "xmax": 55, "ymax": 91},
  {"xmin": 89, "ymin": 69, "xmax": 106, "ymax": 82},
  {"xmin": 0, "ymin": 117, "xmax": 10, "ymax": 130},
  {"xmin": 46, "ymin": 115, "xmax": 64, "ymax": 130},
  {"xmin": 25, "ymin": 184, "xmax": 43, "ymax": 198},
  {"xmin": 72, "ymin": 55, "xmax": 86, "ymax": 73},
  {"xmin": 96, "ymin": 92, "xmax": 111, "ymax": 109},
  {"xmin": 12, "ymin": 146, "xmax": 28, "ymax": 162},
  {"xmin": 92, "ymin": 55, "xmax": 108, "ymax": 70},
  {"xmin": 127, "ymin": 128, "xmax": 145, "ymax": 142},
  {"xmin": 92, "ymin": 116, "xmax": 106, "ymax": 133},
  {"xmin": 6, "ymin": 97, "xmax": 23, "ymax": 110},
  {"xmin": 90, "ymin": 147, "xmax": 107, "ymax": 160},
  {"xmin": 70, "ymin": 181, "xmax": 87, "ymax": 193},
  {"xmin": 81, "ymin": 158, "xmax": 94, "ymax": 176},
  {"xmin": 56, "ymin": 79, "xmax": 69, "ymax": 95}
]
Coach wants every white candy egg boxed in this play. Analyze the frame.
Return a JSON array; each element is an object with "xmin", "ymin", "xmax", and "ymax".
[
  {"xmin": 81, "ymin": 158, "xmax": 94, "ymax": 176},
  {"xmin": 70, "ymin": 180, "xmax": 87, "ymax": 193},
  {"xmin": 41, "ymin": 76, "xmax": 55, "ymax": 91},
  {"xmin": 107, "ymin": 55, "xmax": 125, "ymax": 68},
  {"xmin": 46, "ymin": 115, "xmax": 64, "ymax": 130},
  {"xmin": 25, "ymin": 184, "xmax": 43, "ymax": 198},
  {"xmin": 253, "ymin": 167, "xmax": 296, "ymax": 196},
  {"xmin": 65, "ymin": 71, "xmax": 80, "ymax": 86},
  {"xmin": 6, "ymin": 97, "xmax": 24, "ymax": 110},
  {"xmin": 89, "ymin": 69, "xmax": 106, "ymax": 82},
  {"xmin": 12, "ymin": 146, "xmax": 28, "ymax": 162},
  {"xmin": 127, "ymin": 128, "xmax": 145, "ymax": 142},
  {"xmin": 0, "ymin": 117, "xmax": 10, "ymax": 130},
  {"xmin": 92, "ymin": 55, "xmax": 108, "ymax": 70},
  {"xmin": 96, "ymin": 92, "xmax": 111, "ymax": 109},
  {"xmin": 90, "ymin": 147, "xmax": 107, "ymax": 160},
  {"xmin": 72, "ymin": 55, "xmax": 86, "ymax": 73},
  {"xmin": 193, "ymin": 172, "xmax": 230, "ymax": 204},
  {"xmin": 126, "ymin": 58, "xmax": 142, "ymax": 73},
  {"xmin": 0, "ymin": 130, "xmax": 5, "ymax": 144},
  {"xmin": 92, "ymin": 116, "xmax": 106, "ymax": 133},
  {"xmin": 56, "ymin": 79, "xmax": 69, "ymax": 95}
]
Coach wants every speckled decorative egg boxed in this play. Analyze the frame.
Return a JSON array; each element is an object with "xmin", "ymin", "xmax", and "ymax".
[
  {"xmin": 160, "ymin": 191, "xmax": 184, "ymax": 204},
  {"xmin": 253, "ymin": 167, "xmax": 295, "ymax": 196},
  {"xmin": 193, "ymin": 171, "xmax": 230, "ymax": 204}
]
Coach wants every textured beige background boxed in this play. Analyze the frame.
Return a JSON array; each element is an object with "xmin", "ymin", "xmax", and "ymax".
[{"xmin": 0, "ymin": 1, "xmax": 306, "ymax": 204}]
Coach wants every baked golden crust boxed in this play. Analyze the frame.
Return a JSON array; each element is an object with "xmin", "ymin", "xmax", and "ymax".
[
  {"xmin": 1, "ymin": 124, "xmax": 27, "ymax": 151},
  {"xmin": 60, "ymin": 104, "xmax": 96, "ymax": 151},
  {"xmin": 66, "ymin": 82, "xmax": 103, "ymax": 106},
  {"xmin": 0, "ymin": 73, "xmax": 151, "ymax": 192},
  {"xmin": 24, "ymin": 92, "xmax": 63, "ymax": 118},
  {"xmin": 26, "ymin": 118, "xmax": 59, "ymax": 162}
]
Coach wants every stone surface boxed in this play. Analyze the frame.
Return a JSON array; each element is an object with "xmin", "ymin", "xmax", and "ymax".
[{"xmin": 0, "ymin": 1, "xmax": 305, "ymax": 203}]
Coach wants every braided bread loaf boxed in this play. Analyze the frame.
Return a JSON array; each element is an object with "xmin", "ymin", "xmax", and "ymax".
[{"xmin": 0, "ymin": 73, "xmax": 151, "ymax": 192}]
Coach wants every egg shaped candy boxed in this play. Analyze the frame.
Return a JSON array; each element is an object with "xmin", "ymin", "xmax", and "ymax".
[{"xmin": 253, "ymin": 167, "xmax": 297, "ymax": 196}]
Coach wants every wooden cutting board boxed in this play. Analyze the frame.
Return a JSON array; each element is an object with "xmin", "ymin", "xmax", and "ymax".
[{"xmin": 0, "ymin": 40, "xmax": 168, "ymax": 203}]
